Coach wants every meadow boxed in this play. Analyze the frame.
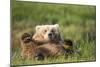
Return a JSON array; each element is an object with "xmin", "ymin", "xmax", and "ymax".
[{"xmin": 11, "ymin": 0, "xmax": 96, "ymax": 66}]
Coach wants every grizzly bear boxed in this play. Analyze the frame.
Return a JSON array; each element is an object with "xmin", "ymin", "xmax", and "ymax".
[
  {"xmin": 20, "ymin": 24, "xmax": 74, "ymax": 60},
  {"xmin": 20, "ymin": 32, "xmax": 73, "ymax": 60},
  {"xmin": 32, "ymin": 24, "xmax": 73, "ymax": 49},
  {"xmin": 32, "ymin": 24, "xmax": 74, "ymax": 55}
]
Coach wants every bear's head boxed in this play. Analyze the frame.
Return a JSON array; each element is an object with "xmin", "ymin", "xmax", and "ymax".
[{"xmin": 32, "ymin": 24, "xmax": 62, "ymax": 43}]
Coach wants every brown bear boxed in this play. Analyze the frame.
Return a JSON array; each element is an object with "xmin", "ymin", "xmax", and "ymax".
[
  {"xmin": 32, "ymin": 24, "xmax": 74, "ymax": 59},
  {"xmin": 20, "ymin": 24, "xmax": 74, "ymax": 60},
  {"xmin": 32, "ymin": 24, "xmax": 73, "ymax": 50},
  {"xmin": 20, "ymin": 32, "xmax": 73, "ymax": 60}
]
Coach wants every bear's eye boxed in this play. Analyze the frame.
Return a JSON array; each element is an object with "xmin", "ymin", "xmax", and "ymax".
[
  {"xmin": 51, "ymin": 29, "xmax": 55, "ymax": 32},
  {"xmin": 44, "ymin": 29, "xmax": 47, "ymax": 33}
]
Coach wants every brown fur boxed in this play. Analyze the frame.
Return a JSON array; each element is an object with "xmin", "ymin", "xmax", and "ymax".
[
  {"xmin": 20, "ymin": 33, "xmax": 36, "ymax": 59},
  {"xmin": 32, "ymin": 24, "xmax": 62, "ymax": 43},
  {"xmin": 20, "ymin": 33, "xmax": 73, "ymax": 60}
]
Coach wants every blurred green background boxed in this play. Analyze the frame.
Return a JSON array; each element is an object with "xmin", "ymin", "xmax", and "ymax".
[{"xmin": 11, "ymin": 0, "xmax": 96, "ymax": 65}]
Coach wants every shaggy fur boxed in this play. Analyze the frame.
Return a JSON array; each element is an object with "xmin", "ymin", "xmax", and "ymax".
[
  {"xmin": 20, "ymin": 33, "xmax": 73, "ymax": 60},
  {"xmin": 32, "ymin": 24, "xmax": 63, "ymax": 43},
  {"xmin": 20, "ymin": 33, "xmax": 36, "ymax": 59}
]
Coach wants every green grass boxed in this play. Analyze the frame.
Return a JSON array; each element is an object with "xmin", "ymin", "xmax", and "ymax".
[
  {"xmin": 11, "ymin": 0, "xmax": 96, "ymax": 66},
  {"xmin": 11, "ymin": 41, "xmax": 95, "ymax": 66}
]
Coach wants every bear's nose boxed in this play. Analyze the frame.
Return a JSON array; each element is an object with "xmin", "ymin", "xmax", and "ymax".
[{"xmin": 48, "ymin": 33, "xmax": 52, "ymax": 37}]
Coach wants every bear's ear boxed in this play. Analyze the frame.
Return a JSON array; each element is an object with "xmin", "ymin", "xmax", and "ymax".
[
  {"xmin": 36, "ymin": 26, "xmax": 42, "ymax": 31},
  {"xmin": 54, "ymin": 24, "xmax": 59, "ymax": 28}
]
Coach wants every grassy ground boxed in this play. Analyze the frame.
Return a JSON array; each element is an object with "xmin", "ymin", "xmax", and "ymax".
[{"xmin": 11, "ymin": 0, "xmax": 96, "ymax": 66}]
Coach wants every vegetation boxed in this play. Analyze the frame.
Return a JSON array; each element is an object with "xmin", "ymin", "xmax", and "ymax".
[{"xmin": 11, "ymin": 0, "xmax": 96, "ymax": 66}]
